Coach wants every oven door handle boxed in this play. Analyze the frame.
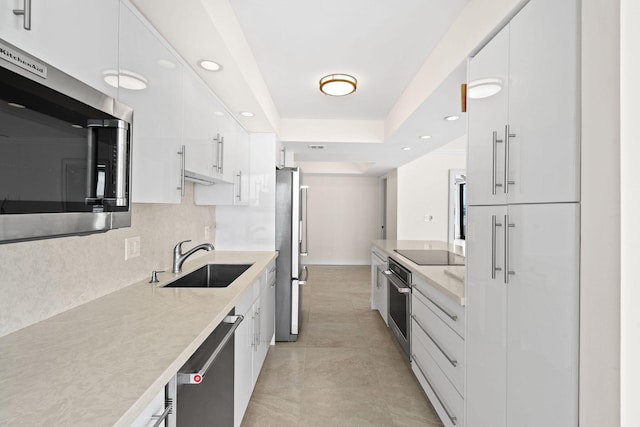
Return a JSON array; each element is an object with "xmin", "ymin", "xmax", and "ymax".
[{"xmin": 384, "ymin": 270, "xmax": 411, "ymax": 294}]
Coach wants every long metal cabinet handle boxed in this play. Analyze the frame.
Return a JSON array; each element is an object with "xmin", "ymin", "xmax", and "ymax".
[
  {"xmin": 491, "ymin": 215, "xmax": 503, "ymax": 279},
  {"xmin": 492, "ymin": 131, "xmax": 503, "ymax": 195},
  {"xmin": 411, "ymin": 315, "xmax": 458, "ymax": 367},
  {"xmin": 236, "ymin": 171, "xmax": 242, "ymax": 200},
  {"xmin": 219, "ymin": 136, "xmax": 224, "ymax": 175},
  {"xmin": 151, "ymin": 399, "xmax": 173, "ymax": 427},
  {"xmin": 13, "ymin": 0, "xmax": 31, "ymax": 30},
  {"xmin": 413, "ymin": 285, "xmax": 458, "ymax": 321},
  {"xmin": 212, "ymin": 134, "xmax": 220, "ymax": 171},
  {"xmin": 177, "ymin": 145, "xmax": 185, "ymax": 197},
  {"xmin": 504, "ymin": 215, "xmax": 516, "ymax": 284},
  {"xmin": 412, "ymin": 355, "xmax": 457, "ymax": 425},
  {"xmin": 504, "ymin": 125, "xmax": 516, "ymax": 194},
  {"xmin": 178, "ymin": 315, "xmax": 244, "ymax": 385},
  {"xmin": 372, "ymin": 251, "xmax": 386, "ymax": 264}
]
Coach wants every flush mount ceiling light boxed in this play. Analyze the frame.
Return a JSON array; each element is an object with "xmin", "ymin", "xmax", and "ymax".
[
  {"xmin": 419, "ymin": 135, "xmax": 432, "ymax": 140},
  {"xmin": 467, "ymin": 78, "xmax": 503, "ymax": 99},
  {"xmin": 103, "ymin": 69, "xmax": 148, "ymax": 91},
  {"xmin": 240, "ymin": 111, "xmax": 254, "ymax": 117},
  {"xmin": 319, "ymin": 73, "xmax": 357, "ymax": 96},
  {"xmin": 444, "ymin": 115, "xmax": 460, "ymax": 121},
  {"xmin": 198, "ymin": 60, "xmax": 222, "ymax": 72},
  {"xmin": 402, "ymin": 147, "xmax": 412, "ymax": 151},
  {"xmin": 7, "ymin": 102, "xmax": 26, "ymax": 109}
]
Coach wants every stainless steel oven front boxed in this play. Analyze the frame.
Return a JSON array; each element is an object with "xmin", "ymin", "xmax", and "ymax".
[{"xmin": 385, "ymin": 257, "xmax": 411, "ymax": 359}]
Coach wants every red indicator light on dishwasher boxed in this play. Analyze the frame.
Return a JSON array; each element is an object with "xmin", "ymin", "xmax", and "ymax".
[{"xmin": 193, "ymin": 374, "xmax": 202, "ymax": 383}]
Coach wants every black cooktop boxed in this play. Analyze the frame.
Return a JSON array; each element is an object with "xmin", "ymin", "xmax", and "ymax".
[{"xmin": 393, "ymin": 249, "xmax": 465, "ymax": 266}]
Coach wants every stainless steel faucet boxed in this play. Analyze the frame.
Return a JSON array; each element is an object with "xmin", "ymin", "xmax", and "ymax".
[{"xmin": 172, "ymin": 240, "xmax": 215, "ymax": 273}]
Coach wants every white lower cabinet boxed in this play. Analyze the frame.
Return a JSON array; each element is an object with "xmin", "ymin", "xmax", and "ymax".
[
  {"xmin": 410, "ymin": 274, "xmax": 465, "ymax": 427},
  {"xmin": 466, "ymin": 203, "xmax": 579, "ymax": 427},
  {"xmin": 370, "ymin": 248, "xmax": 388, "ymax": 325},
  {"xmin": 234, "ymin": 262, "xmax": 275, "ymax": 427},
  {"xmin": 130, "ymin": 378, "xmax": 176, "ymax": 427}
]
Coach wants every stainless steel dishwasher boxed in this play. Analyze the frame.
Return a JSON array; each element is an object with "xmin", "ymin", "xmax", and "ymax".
[{"xmin": 176, "ymin": 309, "xmax": 243, "ymax": 426}]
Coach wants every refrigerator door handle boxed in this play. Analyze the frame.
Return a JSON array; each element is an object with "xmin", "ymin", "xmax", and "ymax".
[
  {"xmin": 291, "ymin": 279, "xmax": 300, "ymax": 335},
  {"xmin": 299, "ymin": 266, "xmax": 309, "ymax": 285},
  {"xmin": 300, "ymin": 185, "xmax": 309, "ymax": 256}
]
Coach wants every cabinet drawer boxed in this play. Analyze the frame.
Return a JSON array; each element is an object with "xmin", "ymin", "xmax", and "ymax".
[
  {"xmin": 412, "ymin": 336, "xmax": 464, "ymax": 427},
  {"xmin": 412, "ymin": 298, "xmax": 465, "ymax": 396},
  {"xmin": 412, "ymin": 275, "xmax": 465, "ymax": 338}
]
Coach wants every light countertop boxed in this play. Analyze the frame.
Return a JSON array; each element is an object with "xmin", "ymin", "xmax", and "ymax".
[
  {"xmin": 372, "ymin": 240, "xmax": 465, "ymax": 305},
  {"xmin": 0, "ymin": 250, "xmax": 277, "ymax": 427}
]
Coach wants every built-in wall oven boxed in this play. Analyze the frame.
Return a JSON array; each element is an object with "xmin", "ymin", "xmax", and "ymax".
[
  {"xmin": 0, "ymin": 39, "xmax": 133, "ymax": 243},
  {"xmin": 385, "ymin": 258, "xmax": 412, "ymax": 359}
]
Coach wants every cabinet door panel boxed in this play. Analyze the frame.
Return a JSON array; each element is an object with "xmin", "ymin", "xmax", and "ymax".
[
  {"xmin": 0, "ymin": 0, "xmax": 119, "ymax": 97},
  {"xmin": 506, "ymin": 203, "xmax": 579, "ymax": 427},
  {"xmin": 507, "ymin": 0, "xmax": 580, "ymax": 204},
  {"xmin": 182, "ymin": 70, "xmax": 216, "ymax": 179},
  {"xmin": 467, "ymin": 25, "xmax": 509, "ymax": 206},
  {"xmin": 119, "ymin": 4, "xmax": 183, "ymax": 203},
  {"xmin": 465, "ymin": 205, "xmax": 507, "ymax": 427}
]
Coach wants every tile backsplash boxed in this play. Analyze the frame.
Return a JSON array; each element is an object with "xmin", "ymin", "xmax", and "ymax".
[{"xmin": 0, "ymin": 183, "xmax": 215, "ymax": 337}]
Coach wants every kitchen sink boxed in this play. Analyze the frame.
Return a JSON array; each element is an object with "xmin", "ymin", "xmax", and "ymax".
[{"xmin": 163, "ymin": 263, "xmax": 253, "ymax": 288}]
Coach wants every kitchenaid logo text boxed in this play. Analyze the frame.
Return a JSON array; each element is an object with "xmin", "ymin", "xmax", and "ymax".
[{"xmin": 0, "ymin": 42, "xmax": 47, "ymax": 78}]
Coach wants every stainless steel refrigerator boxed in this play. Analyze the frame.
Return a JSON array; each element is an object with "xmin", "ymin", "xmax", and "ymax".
[{"xmin": 275, "ymin": 167, "xmax": 309, "ymax": 342}]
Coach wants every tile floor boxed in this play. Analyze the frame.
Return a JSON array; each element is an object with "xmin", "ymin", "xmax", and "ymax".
[{"xmin": 241, "ymin": 265, "xmax": 444, "ymax": 427}]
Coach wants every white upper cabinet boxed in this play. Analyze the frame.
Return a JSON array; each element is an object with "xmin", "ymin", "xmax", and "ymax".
[
  {"xmin": 467, "ymin": 27, "xmax": 510, "ymax": 207},
  {"xmin": 0, "ymin": 0, "xmax": 119, "ymax": 98},
  {"xmin": 182, "ymin": 69, "xmax": 219, "ymax": 181},
  {"xmin": 119, "ymin": 2, "xmax": 184, "ymax": 203},
  {"xmin": 467, "ymin": 0, "xmax": 580, "ymax": 206},
  {"xmin": 194, "ymin": 120, "xmax": 251, "ymax": 206}
]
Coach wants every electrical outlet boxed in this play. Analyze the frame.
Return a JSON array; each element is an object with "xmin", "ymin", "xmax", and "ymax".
[
  {"xmin": 125, "ymin": 236, "xmax": 141, "ymax": 260},
  {"xmin": 204, "ymin": 225, "xmax": 211, "ymax": 240}
]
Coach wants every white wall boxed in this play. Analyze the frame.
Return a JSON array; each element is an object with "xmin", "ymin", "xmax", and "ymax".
[
  {"xmin": 396, "ymin": 140, "xmax": 466, "ymax": 241},
  {"xmin": 303, "ymin": 175, "xmax": 379, "ymax": 265},
  {"xmin": 620, "ymin": 0, "xmax": 640, "ymax": 425},
  {"xmin": 0, "ymin": 183, "xmax": 215, "ymax": 337},
  {"xmin": 580, "ymin": 0, "xmax": 621, "ymax": 425}
]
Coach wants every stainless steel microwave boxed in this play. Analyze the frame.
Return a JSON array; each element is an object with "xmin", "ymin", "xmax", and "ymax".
[{"xmin": 0, "ymin": 39, "xmax": 133, "ymax": 244}]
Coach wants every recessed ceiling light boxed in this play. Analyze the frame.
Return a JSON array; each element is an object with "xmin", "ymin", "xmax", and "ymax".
[
  {"xmin": 199, "ymin": 60, "xmax": 222, "ymax": 72},
  {"xmin": 468, "ymin": 78, "xmax": 502, "ymax": 99},
  {"xmin": 444, "ymin": 115, "xmax": 460, "ymax": 121},
  {"xmin": 419, "ymin": 135, "xmax": 432, "ymax": 140},
  {"xmin": 103, "ymin": 69, "xmax": 148, "ymax": 91},
  {"xmin": 319, "ymin": 73, "xmax": 357, "ymax": 96},
  {"xmin": 402, "ymin": 147, "xmax": 412, "ymax": 151},
  {"xmin": 240, "ymin": 111, "xmax": 254, "ymax": 117},
  {"xmin": 213, "ymin": 111, "xmax": 225, "ymax": 117},
  {"xmin": 7, "ymin": 102, "xmax": 26, "ymax": 109}
]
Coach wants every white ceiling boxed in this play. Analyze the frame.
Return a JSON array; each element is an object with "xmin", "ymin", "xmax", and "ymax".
[{"xmin": 131, "ymin": 0, "xmax": 472, "ymax": 176}]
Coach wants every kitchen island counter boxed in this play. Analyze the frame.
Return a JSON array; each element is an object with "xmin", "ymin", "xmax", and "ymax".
[
  {"xmin": 372, "ymin": 240, "xmax": 465, "ymax": 306},
  {"xmin": 0, "ymin": 250, "xmax": 277, "ymax": 426}
]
